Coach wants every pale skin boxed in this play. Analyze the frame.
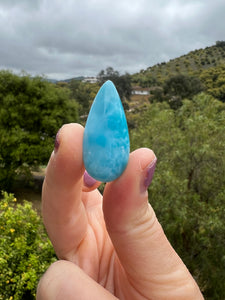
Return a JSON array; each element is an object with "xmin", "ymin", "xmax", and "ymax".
[{"xmin": 37, "ymin": 123, "xmax": 204, "ymax": 300}]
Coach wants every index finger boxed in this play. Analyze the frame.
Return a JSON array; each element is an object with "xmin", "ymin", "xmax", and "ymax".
[{"xmin": 42, "ymin": 123, "xmax": 87, "ymax": 260}]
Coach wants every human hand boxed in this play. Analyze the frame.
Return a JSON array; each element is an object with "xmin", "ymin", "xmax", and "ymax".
[{"xmin": 37, "ymin": 123, "xmax": 203, "ymax": 299}]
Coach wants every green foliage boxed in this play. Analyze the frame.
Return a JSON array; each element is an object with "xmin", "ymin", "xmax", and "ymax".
[
  {"xmin": 67, "ymin": 80, "xmax": 99, "ymax": 116},
  {"xmin": 200, "ymin": 64, "xmax": 225, "ymax": 102},
  {"xmin": 0, "ymin": 191, "xmax": 56, "ymax": 299},
  {"xmin": 149, "ymin": 74, "xmax": 204, "ymax": 109},
  {"xmin": 132, "ymin": 72, "xmax": 158, "ymax": 87},
  {"xmin": 164, "ymin": 74, "xmax": 203, "ymax": 98},
  {"xmin": 130, "ymin": 94, "xmax": 225, "ymax": 299},
  {"xmin": 0, "ymin": 71, "xmax": 79, "ymax": 190},
  {"xmin": 215, "ymin": 40, "xmax": 225, "ymax": 48}
]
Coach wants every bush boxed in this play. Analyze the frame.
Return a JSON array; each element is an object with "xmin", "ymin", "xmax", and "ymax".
[{"xmin": 0, "ymin": 192, "xmax": 56, "ymax": 299}]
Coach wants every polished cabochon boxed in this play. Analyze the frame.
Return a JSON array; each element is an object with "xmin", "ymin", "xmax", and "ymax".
[{"xmin": 83, "ymin": 80, "xmax": 130, "ymax": 182}]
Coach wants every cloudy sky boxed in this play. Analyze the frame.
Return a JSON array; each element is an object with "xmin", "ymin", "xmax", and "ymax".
[{"xmin": 0, "ymin": 0, "xmax": 224, "ymax": 80}]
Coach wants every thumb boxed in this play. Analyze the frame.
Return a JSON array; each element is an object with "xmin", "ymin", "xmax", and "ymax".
[
  {"xmin": 37, "ymin": 261, "xmax": 118, "ymax": 300},
  {"xmin": 103, "ymin": 148, "xmax": 203, "ymax": 299}
]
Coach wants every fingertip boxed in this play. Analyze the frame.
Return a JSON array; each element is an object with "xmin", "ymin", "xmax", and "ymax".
[
  {"xmin": 54, "ymin": 123, "xmax": 84, "ymax": 155},
  {"xmin": 46, "ymin": 123, "xmax": 85, "ymax": 187}
]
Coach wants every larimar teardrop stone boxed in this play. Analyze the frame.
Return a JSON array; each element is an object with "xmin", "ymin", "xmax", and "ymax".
[{"xmin": 83, "ymin": 80, "xmax": 130, "ymax": 182}]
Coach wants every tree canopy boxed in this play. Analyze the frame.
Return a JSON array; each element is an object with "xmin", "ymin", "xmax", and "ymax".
[
  {"xmin": 0, "ymin": 71, "xmax": 79, "ymax": 190},
  {"xmin": 67, "ymin": 80, "xmax": 99, "ymax": 116},
  {"xmin": 149, "ymin": 74, "xmax": 204, "ymax": 109}
]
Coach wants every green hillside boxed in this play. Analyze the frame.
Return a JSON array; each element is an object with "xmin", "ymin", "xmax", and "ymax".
[{"xmin": 132, "ymin": 41, "xmax": 225, "ymax": 86}]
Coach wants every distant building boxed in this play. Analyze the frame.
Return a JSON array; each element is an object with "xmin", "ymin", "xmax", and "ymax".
[
  {"xmin": 82, "ymin": 77, "xmax": 98, "ymax": 84},
  {"xmin": 131, "ymin": 86, "xmax": 150, "ymax": 95}
]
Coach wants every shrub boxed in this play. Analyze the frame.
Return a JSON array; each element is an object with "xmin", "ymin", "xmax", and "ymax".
[{"xmin": 0, "ymin": 192, "xmax": 56, "ymax": 299}]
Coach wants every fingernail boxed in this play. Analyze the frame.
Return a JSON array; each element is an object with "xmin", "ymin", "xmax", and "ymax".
[
  {"xmin": 141, "ymin": 157, "xmax": 157, "ymax": 193},
  {"xmin": 83, "ymin": 170, "xmax": 97, "ymax": 187},
  {"xmin": 54, "ymin": 129, "xmax": 60, "ymax": 153}
]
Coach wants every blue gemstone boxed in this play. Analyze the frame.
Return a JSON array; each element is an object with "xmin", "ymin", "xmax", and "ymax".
[{"xmin": 83, "ymin": 80, "xmax": 130, "ymax": 182}]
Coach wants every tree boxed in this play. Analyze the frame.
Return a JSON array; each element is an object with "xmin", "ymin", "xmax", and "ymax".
[
  {"xmin": 97, "ymin": 67, "xmax": 132, "ymax": 109},
  {"xmin": 215, "ymin": 40, "xmax": 225, "ymax": 48},
  {"xmin": 0, "ymin": 71, "xmax": 79, "ymax": 190},
  {"xmin": 67, "ymin": 80, "xmax": 99, "ymax": 116},
  {"xmin": 149, "ymin": 87, "xmax": 165, "ymax": 103},
  {"xmin": 163, "ymin": 74, "xmax": 204, "ymax": 109}
]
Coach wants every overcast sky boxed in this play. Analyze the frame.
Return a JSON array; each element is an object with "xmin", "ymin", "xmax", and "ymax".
[{"xmin": 0, "ymin": 0, "xmax": 224, "ymax": 80}]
